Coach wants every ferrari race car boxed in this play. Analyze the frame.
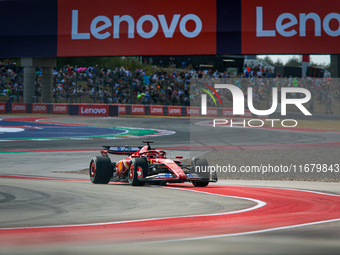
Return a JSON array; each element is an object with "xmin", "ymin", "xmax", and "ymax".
[{"xmin": 89, "ymin": 141, "xmax": 218, "ymax": 187}]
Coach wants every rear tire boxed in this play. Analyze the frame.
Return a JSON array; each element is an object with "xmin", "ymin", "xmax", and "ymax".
[
  {"xmin": 89, "ymin": 156, "xmax": 113, "ymax": 184},
  {"xmin": 128, "ymin": 158, "xmax": 148, "ymax": 186}
]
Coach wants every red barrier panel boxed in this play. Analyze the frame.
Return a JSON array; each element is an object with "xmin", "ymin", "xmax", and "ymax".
[
  {"xmin": 243, "ymin": 110, "xmax": 253, "ymax": 118},
  {"xmin": 168, "ymin": 106, "xmax": 182, "ymax": 116},
  {"xmin": 223, "ymin": 108, "xmax": 253, "ymax": 118},
  {"xmin": 78, "ymin": 104, "xmax": 109, "ymax": 116},
  {"xmin": 131, "ymin": 105, "xmax": 145, "ymax": 115},
  {"xmin": 257, "ymin": 114, "xmax": 269, "ymax": 119},
  {"xmin": 0, "ymin": 103, "xmax": 5, "ymax": 113},
  {"xmin": 57, "ymin": 0, "xmax": 216, "ymax": 56},
  {"xmin": 0, "ymin": 103, "xmax": 274, "ymax": 119},
  {"xmin": 206, "ymin": 107, "xmax": 218, "ymax": 117},
  {"xmin": 32, "ymin": 103, "xmax": 47, "ymax": 114},
  {"xmin": 222, "ymin": 108, "xmax": 233, "ymax": 117},
  {"xmin": 241, "ymin": 0, "xmax": 340, "ymax": 54},
  {"xmin": 11, "ymin": 103, "xmax": 27, "ymax": 113},
  {"xmin": 186, "ymin": 107, "xmax": 200, "ymax": 116},
  {"xmin": 52, "ymin": 104, "xmax": 68, "ymax": 114},
  {"xmin": 150, "ymin": 105, "xmax": 163, "ymax": 115},
  {"xmin": 118, "ymin": 105, "xmax": 126, "ymax": 115}
]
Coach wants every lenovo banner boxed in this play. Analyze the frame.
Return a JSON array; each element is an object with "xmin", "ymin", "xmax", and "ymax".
[
  {"xmin": 150, "ymin": 105, "xmax": 163, "ymax": 115},
  {"xmin": 0, "ymin": 103, "xmax": 6, "ymax": 113},
  {"xmin": 53, "ymin": 104, "xmax": 68, "ymax": 114},
  {"xmin": 131, "ymin": 105, "xmax": 145, "ymax": 115},
  {"xmin": 222, "ymin": 108, "xmax": 233, "ymax": 118},
  {"xmin": 32, "ymin": 103, "xmax": 47, "ymax": 114},
  {"xmin": 206, "ymin": 107, "xmax": 218, "ymax": 117},
  {"xmin": 57, "ymin": 0, "xmax": 216, "ymax": 56},
  {"xmin": 243, "ymin": 110, "xmax": 253, "ymax": 118},
  {"xmin": 118, "ymin": 105, "xmax": 126, "ymax": 115},
  {"xmin": 11, "ymin": 103, "xmax": 27, "ymax": 113},
  {"xmin": 186, "ymin": 107, "xmax": 200, "ymax": 116},
  {"xmin": 168, "ymin": 106, "xmax": 182, "ymax": 116},
  {"xmin": 224, "ymin": 108, "xmax": 252, "ymax": 118},
  {"xmin": 79, "ymin": 105, "xmax": 109, "ymax": 116},
  {"xmin": 241, "ymin": 0, "xmax": 340, "ymax": 54}
]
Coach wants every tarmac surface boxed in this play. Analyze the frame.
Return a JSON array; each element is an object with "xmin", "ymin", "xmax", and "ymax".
[{"xmin": 0, "ymin": 116, "xmax": 339, "ymax": 254}]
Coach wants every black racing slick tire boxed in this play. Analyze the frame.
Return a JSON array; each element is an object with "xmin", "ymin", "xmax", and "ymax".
[
  {"xmin": 192, "ymin": 181, "xmax": 209, "ymax": 187},
  {"xmin": 128, "ymin": 158, "xmax": 148, "ymax": 186},
  {"xmin": 191, "ymin": 157, "xmax": 210, "ymax": 187},
  {"xmin": 90, "ymin": 156, "xmax": 113, "ymax": 184}
]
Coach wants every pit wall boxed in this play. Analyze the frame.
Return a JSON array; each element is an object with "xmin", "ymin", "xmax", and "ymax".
[{"xmin": 0, "ymin": 102, "xmax": 259, "ymax": 118}]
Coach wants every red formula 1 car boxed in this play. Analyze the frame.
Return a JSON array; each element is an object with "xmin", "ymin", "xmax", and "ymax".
[{"xmin": 89, "ymin": 141, "xmax": 218, "ymax": 187}]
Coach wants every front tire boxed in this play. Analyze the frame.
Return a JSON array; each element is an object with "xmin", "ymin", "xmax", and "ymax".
[
  {"xmin": 191, "ymin": 157, "xmax": 210, "ymax": 187},
  {"xmin": 192, "ymin": 181, "xmax": 209, "ymax": 187},
  {"xmin": 128, "ymin": 158, "xmax": 148, "ymax": 186},
  {"xmin": 90, "ymin": 156, "xmax": 113, "ymax": 184}
]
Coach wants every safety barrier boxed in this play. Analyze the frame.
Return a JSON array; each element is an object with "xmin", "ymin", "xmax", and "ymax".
[{"xmin": 1, "ymin": 102, "xmax": 259, "ymax": 118}]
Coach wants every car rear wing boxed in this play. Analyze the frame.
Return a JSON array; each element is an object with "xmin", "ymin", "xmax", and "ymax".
[{"xmin": 101, "ymin": 146, "xmax": 142, "ymax": 155}]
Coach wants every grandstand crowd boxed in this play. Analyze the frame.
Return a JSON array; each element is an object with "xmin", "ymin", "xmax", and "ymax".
[{"xmin": 0, "ymin": 59, "xmax": 339, "ymax": 114}]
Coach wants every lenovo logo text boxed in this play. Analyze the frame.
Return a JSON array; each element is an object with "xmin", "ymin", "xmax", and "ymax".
[
  {"xmin": 169, "ymin": 108, "xmax": 181, "ymax": 114},
  {"xmin": 132, "ymin": 107, "xmax": 144, "ymax": 113},
  {"xmin": 257, "ymin": 6, "xmax": 340, "ymax": 37},
  {"xmin": 12, "ymin": 105, "xmax": 26, "ymax": 111},
  {"xmin": 72, "ymin": 10, "xmax": 202, "ymax": 40},
  {"xmin": 80, "ymin": 107, "xmax": 107, "ymax": 114},
  {"xmin": 53, "ymin": 105, "xmax": 67, "ymax": 112},
  {"xmin": 151, "ymin": 107, "xmax": 163, "ymax": 113},
  {"xmin": 33, "ymin": 105, "xmax": 47, "ymax": 112}
]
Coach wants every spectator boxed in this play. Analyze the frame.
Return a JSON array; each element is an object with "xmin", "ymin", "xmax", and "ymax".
[{"xmin": 0, "ymin": 59, "xmax": 337, "ymax": 117}]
